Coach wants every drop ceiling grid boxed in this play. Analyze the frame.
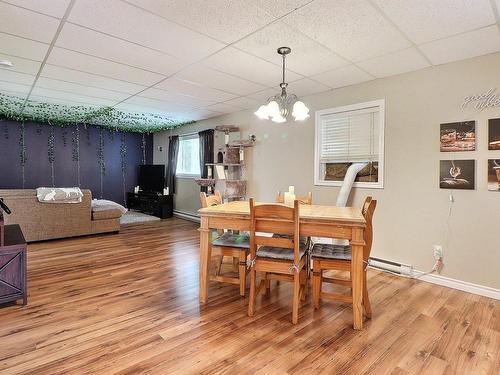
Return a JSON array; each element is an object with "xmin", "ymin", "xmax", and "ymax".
[{"xmin": 0, "ymin": 0, "xmax": 499, "ymax": 123}]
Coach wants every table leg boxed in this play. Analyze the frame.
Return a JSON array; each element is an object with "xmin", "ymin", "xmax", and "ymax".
[
  {"xmin": 351, "ymin": 228, "xmax": 364, "ymax": 330},
  {"xmin": 199, "ymin": 217, "xmax": 211, "ymax": 303}
]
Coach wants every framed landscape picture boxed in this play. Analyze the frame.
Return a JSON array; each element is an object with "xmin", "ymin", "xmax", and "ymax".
[
  {"xmin": 440, "ymin": 160, "xmax": 475, "ymax": 190},
  {"xmin": 488, "ymin": 118, "xmax": 500, "ymax": 150},
  {"xmin": 488, "ymin": 159, "xmax": 500, "ymax": 191},
  {"xmin": 440, "ymin": 121, "xmax": 476, "ymax": 152}
]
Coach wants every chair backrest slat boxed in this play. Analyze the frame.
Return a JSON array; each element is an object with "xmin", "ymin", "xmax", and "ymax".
[
  {"xmin": 276, "ymin": 191, "xmax": 312, "ymax": 205},
  {"xmin": 200, "ymin": 191, "xmax": 223, "ymax": 208},
  {"xmin": 250, "ymin": 199, "xmax": 301, "ymax": 264},
  {"xmin": 361, "ymin": 197, "xmax": 377, "ymax": 262}
]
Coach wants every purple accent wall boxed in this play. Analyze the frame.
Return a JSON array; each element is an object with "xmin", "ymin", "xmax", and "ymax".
[{"xmin": 0, "ymin": 120, "xmax": 153, "ymax": 205}]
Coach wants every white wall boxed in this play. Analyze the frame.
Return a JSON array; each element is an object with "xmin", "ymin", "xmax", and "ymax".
[{"xmin": 155, "ymin": 52, "xmax": 500, "ymax": 290}]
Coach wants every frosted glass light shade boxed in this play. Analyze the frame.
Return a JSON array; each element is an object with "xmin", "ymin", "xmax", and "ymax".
[
  {"xmin": 292, "ymin": 101, "xmax": 310, "ymax": 121},
  {"xmin": 271, "ymin": 114, "xmax": 286, "ymax": 123},
  {"xmin": 254, "ymin": 105, "xmax": 269, "ymax": 120},
  {"xmin": 266, "ymin": 101, "xmax": 280, "ymax": 119}
]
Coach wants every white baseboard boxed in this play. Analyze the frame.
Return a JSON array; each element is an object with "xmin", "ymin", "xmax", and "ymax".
[
  {"xmin": 411, "ymin": 270, "xmax": 500, "ymax": 300},
  {"xmin": 173, "ymin": 210, "xmax": 200, "ymax": 223}
]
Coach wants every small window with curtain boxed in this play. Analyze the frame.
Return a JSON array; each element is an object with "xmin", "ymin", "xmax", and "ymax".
[
  {"xmin": 176, "ymin": 135, "xmax": 201, "ymax": 178},
  {"xmin": 314, "ymin": 99, "xmax": 385, "ymax": 188}
]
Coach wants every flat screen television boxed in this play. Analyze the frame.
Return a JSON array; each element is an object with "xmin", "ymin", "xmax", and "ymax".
[{"xmin": 138, "ymin": 165, "xmax": 165, "ymax": 193}]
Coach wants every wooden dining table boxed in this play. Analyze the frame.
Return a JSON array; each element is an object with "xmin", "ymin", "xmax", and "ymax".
[{"xmin": 198, "ymin": 201, "xmax": 367, "ymax": 329}]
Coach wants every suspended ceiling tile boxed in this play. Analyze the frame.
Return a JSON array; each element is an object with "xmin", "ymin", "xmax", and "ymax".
[
  {"xmin": 186, "ymin": 108, "xmax": 224, "ymax": 121},
  {"xmin": 234, "ymin": 21, "xmax": 347, "ymax": 76},
  {"xmin": 223, "ymin": 96, "xmax": 261, "ymax": 109},
  {"xmin": 174, "ymin": 64, "xmax": 267, "ymax": 96},
  {"xmin": 287, "ymin": 77, "xmax": 331, "ymax": 96},
  {"xmin": 206, "ymin": 102, "xmax": 242, "ymax": 114},
  {"xmin": 40, "ymin": 64, "xmax": 147, "ymax": 95},
  {"xmin": 247, "ymin": 87, "xmax": 280, "ymax": 101},
  {"xmin": 114, "ymin": 102, "xmax": 171, "ymax": 116},
  {"xmin": 138, "ymin": 87, "xmax": 216, "ymax": 107},
  {"xmin": 35, "ymin": 77, "xmax": 131, "ymax": 102},
  {"xmin": 0, "ymin": 81, "xmax": 32, "ymax": 95},
  {"xmin": 154, "ymin": 77, "xmax": 237, "ymax": 102},
  {"xmin": 0, "ymin": 2, "xmax": 60, "ymax": 43},
  {"xmin": 312, "ymin": 65, "xmax": 374, "ymax": 89},
  {"xmin": 28, "ymin": 94, "xmax": 102, "ymax": 107},
  {"xmin": 68, "ymin": 0, "xmax": 225, "ymax": 63},
  {"xmin": 126, "ymin": 0, "xmax": 276, "ymax": 44},
  {"xmin": 123, "ymin": 96, "xmax": 195, "ymax": 113},
  {"xmin": 373, "ymin": 0, "xmax": 496, "ymax": 44},
  {"xmin": 357, "ymin": 47, "xmax": 430, "ymax": 78},
  {"xmin": 0, "ymin": 33, "xmax": 49, "ymax": 61},
  {"xmin": 56, "ymin": 23, "xmax": 185, "ymax": 76},
  {"xmin": 282, "ymin": 0, "xmax": 410, "ymax": 62},
  {"xmin": 0, "ymin": 69, "xmax": 36, "ymax": 86},
  {"xmin": 419, "ymin": 26, "xmax": 500, "ymax": 65},
  {"xmin": 203, "ymin": 47, "xmax": 302, "ymax": 87},
  {"xmin": 3, "ymin": 0, "xmax": 71, "ymax": 18},
  {"xmin": 0, "ymin": 54, "xmax": 42, "ymax": 75},
  {"xmin": 253, "ymin": 0, "xmax": 314, "ymax": 18},
  {"xmin": 46, "ymin": 47, "xmax": 165, "ymax": 86},
  {"xmin": 30, "ymin": 87, "xmax": 118, "ymax": 106}
]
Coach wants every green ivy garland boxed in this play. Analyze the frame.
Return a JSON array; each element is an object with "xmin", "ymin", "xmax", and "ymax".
[
  {"xmin": 98, "ymin": 128, "xmax": 106, "ymax": 198},
  {"xmin": 3, "ymin": 123, "xmax": 9, "ymax": 140},
  {"xmin": 120, "ymin": 132, "xmax": 127, "ymax": 205},
  {"xmin": 141, "ymin": 133, "xmax": 147, "ymax": 165},
  {"xmin": 19, "ymin": 123, "xmax": 27, "ymax": 188},
  {"xmin": 71, "ymin": 124, "xmax": 81, "ymax": 187},
  {"xmin": 62, "ymin": 129, "xmax": 68, "ymax": 147},
  {"xmin": 48, "ymin": 126, "xmax": 56, "ymax": 187},
  {"xmin": 0, "ymin": 93, "xmax": 194, "ymax": 133}
]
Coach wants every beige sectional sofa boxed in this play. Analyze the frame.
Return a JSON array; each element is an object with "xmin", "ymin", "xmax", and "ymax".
[{"xmin": 0, "ymin": 189, "xmax": 122, "ymax": 242}]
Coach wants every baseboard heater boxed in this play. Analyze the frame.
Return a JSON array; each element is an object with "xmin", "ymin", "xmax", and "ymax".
[
  {"xmin": 173, "ymin": 210, "xmax": 200, "ymax": 223},
  {"xmin": 368, "ymin": 257, "xmax": 413, "ymax": 276}
]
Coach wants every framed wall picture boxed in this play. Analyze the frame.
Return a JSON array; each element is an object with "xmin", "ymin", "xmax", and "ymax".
[
  {"xmin": 488, "ymin": 118, "xmax": 500, "ymax": 150},
  {"xmin": 439, "ymin": 160, "xmax": 475, "ymax": 190},
  {"xmin": 488, "ymin": 159, "xmax": 500, "ymax": 191},
  {"xmin": 440, "ymin": 121, "xmax": 476, "ymax": 152}
]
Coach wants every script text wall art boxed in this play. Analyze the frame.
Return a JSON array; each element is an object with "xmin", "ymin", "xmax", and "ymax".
[{"xmin": 461, "ymin": 88, "xmax": 500, "ymax": 111}]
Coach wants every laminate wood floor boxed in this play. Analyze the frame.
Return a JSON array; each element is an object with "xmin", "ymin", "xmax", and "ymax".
[{"xmin": 0, "ymin": 218, "xmax": 498, "ymax": 375}]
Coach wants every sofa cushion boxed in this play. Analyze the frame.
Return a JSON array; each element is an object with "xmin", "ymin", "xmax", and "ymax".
[
  {"xmin": 92, "ymin": 209, "xmax": 123, "ymax": 221},
  {"xmin": 92, "ymin": 199, "xmax": 127, "ymax": 214},
  {"xmin": 212, "ymin": 232, "xmax": 250, "ymax": 249},
  {"xmin": 311, "ymin": 243, "xmax": 352, "ymax": 260}
]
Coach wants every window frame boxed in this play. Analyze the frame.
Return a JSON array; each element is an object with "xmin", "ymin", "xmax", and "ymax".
[
  {"xmin": 314, "ymin": 99, "xmax": 385, "ymax": 189},
  {"xmin": 175, "ymin": 134, "xmax": 201, "ymax": 179}
]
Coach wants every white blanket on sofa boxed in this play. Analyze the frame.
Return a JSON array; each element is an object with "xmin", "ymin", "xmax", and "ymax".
[{"xmin": 36, "ymin": 187, "xmax": 83, "ymax": 203}]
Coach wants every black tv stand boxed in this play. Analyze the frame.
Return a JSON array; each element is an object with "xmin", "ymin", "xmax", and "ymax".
[{"xmin": 127, "ymin": 192, "xmax": 173, "ymax": 219}]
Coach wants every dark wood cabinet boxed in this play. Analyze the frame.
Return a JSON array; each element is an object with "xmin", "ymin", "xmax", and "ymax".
[
  {"xmin": 127, "ymin": 192, "xmax": 173, "ymax": 219},
  {"xmin": 0, "ymin": 224, "xmax": 27, "ymax": 306}
]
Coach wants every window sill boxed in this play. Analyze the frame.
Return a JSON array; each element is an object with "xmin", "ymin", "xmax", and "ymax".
[
  {"xmin": 176, "ymin": 174, "xmax": 201, "ymax": 179},
  {"xmin": 314, "ymin": 180, "xmax": 384, "ymax": 189}
]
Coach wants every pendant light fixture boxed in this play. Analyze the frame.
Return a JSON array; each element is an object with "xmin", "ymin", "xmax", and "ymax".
[{"xmin": 254, "ymin": 47, "xmax": 309, "ymax": 123}]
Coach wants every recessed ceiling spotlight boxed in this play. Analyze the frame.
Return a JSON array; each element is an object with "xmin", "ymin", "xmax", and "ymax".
[{"xmin": 0, "ymin": 60, "xmax": 14, "ymax": 67}]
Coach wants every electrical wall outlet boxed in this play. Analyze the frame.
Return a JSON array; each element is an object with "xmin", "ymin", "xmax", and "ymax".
[{"xmin": 433, "ymin": 245, "xmax": 443, "ymax": 260}]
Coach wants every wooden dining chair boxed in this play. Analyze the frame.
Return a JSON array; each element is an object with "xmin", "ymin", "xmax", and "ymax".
[
  {"xmin": 276, "ymin": 191, "xmax": 313, "ymax": 205},
  {"xmin": 275, "ymin": 191, "xmax": 312, "ymax": 278},
  {"xmin": 200, "ymin": 191, "xmax": 250, "ymax": 296},
  {"xmin": 247, "ymin": 199, "xmax": 308, "ymax": 324},
  {"xmin": 311, "ymin": 197, "xmax": 377, "ymax": 319}
]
